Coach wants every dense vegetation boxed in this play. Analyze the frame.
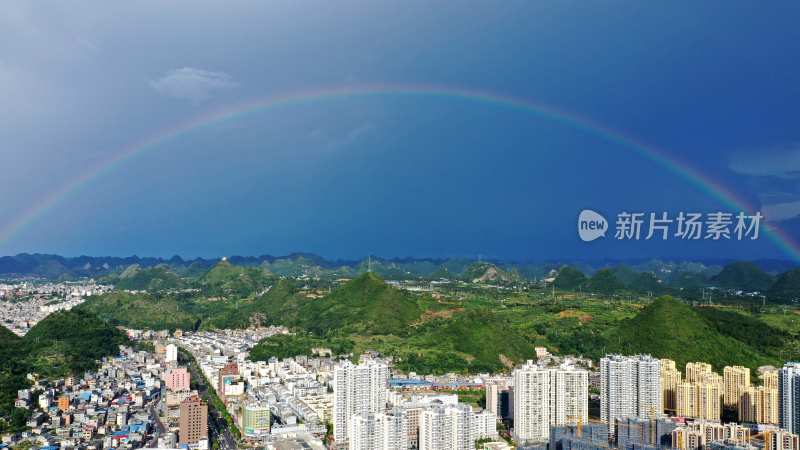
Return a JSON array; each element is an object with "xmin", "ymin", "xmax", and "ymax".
[
  {"xmin": 768, "ymin": 269, "xmax": 800, "ymax": 303},
  {"xmin": 110, "ymin": 264, "xmax": 185, "ymax": 291},
  {"xmin": 249, "ymin": 334, "xmax": 354, "ymax": 361},
  {"xmin": 554, "ymin": 266, "xmax": 587, "ymax": 290},
  {"xmin": 299, "ymin": 273, "xmax": 428, "ymax": 335},
  {"xmin": 0, "ymin": 326, "xmax": 26, "ymax": 429},
  {"xmin": 605, "ymin": 297, "xmax": 781, "ymax": 370},
  {"xmin": 711, "ymin": 262, "xmax": 774, "ymax": 292},
  {"xmin": 198, "ymin": 261, "xmax": 272, "ymax": 297},
  {"xmin": 78, "ymin": 291, "xmax": 199, "ymax": 331},
  {"xmin": 0, "ymin": 311, "xmax": 126, "ymax": 429},
  {"xmin": 75, "ymin": 259, "xmax": 800, "ymax": 376}
]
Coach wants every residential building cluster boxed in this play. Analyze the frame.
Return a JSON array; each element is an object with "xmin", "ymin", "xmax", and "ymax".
[
  {"xmin": 4, "ymin": 346, "xmax": 168, "ymax": 450},
  {"xmin": 335, "ymin": 359, "xmax": 499, "ymax": 450},
  {"xmin": 660, "ymin": 359, "xmax": 781, "ymax": 425},
  {"xmin": 172, "ymin": 328, "xmax": 504, "ymax": 450},
  {"xmin": 575, "ymin": 354, "xmax": 800, "ymax": 450},
  {"xmin": 0, "ymin": 280, "xmax": 110, "ymax": 335},
  {"xmin": 173, "ymin": 328, "xmax": 329, "ymax": 449}
]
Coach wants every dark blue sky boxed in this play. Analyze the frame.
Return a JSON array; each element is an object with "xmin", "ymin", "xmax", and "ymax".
[{"xmin": 1, "ymin": 1, "xmax": 800, "ymax": 260}]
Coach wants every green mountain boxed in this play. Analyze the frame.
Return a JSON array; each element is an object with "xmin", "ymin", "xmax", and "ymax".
[
  {"xmin": 666, "ymin": 270, "xmax": 709, "ymax": 289},
  {"xmin": 768, "ymin": 269, "xmax": 800, "ymax": 304},
  {"xmin": 112, "ymin": 264, "xmax": 184, "ymax": 291},
  {"xmin": 0, "ymin": 326, "xmax": 25, "ymax": 420},
  {"xmin": 554, "ymin": 266, "xmax": 587, "ymax": 290},
  {"xmin": 0, "ymin": 325, "xmax": 20, "ymax": 348},
  {"xmin": 200, "ymin": 260, "xmax": 272, "ymax": 297},
  {"xmin": 0, "ymin": 311, "xmax": 126, "ymax": 423},
  {"xmin": 606, "ymin": 297, "xmax": 778, "ymax": 370},
  {"xmin": 461, "ymin": 262, "xmax": 518, "ymax": 283},
  {"xmin": 628, "ymin": 272, "xmax": 663, "ymax": 294},
  {"xmin": 612, "ymin": 265, "xmax": 640, "ymax": 286},
  {"xmin": 405, "ymin": 309, "xmax": 536, "ymax": 373},
  {"xmin": 711, "ymin": 262, "xmax": 774, "ymax": 292},
  {"xmin": 587, "ymin": 268, "xmax": 624, "ymax": 295},
  {"xmin": 24, "ymin": 310, "xmax": 127, "ymax": 378},
  {"xmin": 78, "ymin": 291, "xmax": 199, "ymax": 331},
  {"xmin": 299, "ymin": 273, "xmax": 425, "ymax": 335}
]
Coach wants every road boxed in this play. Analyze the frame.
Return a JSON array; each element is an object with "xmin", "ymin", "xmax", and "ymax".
[
  {"xmin": 146, "ymin": 400, "xmax": 166, "ymax": 448},
  {"xmin": 180, "ymin": 348, "xmax": 239, "ymax": 450}
]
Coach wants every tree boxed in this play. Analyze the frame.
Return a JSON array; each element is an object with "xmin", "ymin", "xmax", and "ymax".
[
  {"xmin": 629, "ymin": 272, "xmax": 662, "ymax": 295},
  {"xmin": 768, "ymin": 269, "xmax": 800, "ymax": 304},
  {"xmin": 587, "ymin": 269, "xmax": 624, "ymax": 295},
  {"xmin": 554, "ymin": 266, "xmax": 587, "ymax": 290}
]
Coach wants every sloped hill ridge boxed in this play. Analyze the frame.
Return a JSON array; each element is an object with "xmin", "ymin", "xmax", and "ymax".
[
  {"xmin": 711, "ymin": 261, "xmax": 774, "ymax": 291},
  {"xmin": 200, "ymin": 260, "xmax": 272, "ymax": 296},
  {"xmin": 112, "ymin": 264, "xmax": 184, "ymax": 291},
  {"xmin": 299, "ymin": 272, "xmax": 424, "ymax": 336},
  {"xmin": 768, "ymin": 269, "xmax": 800, "ymax": 303},
  {"xmin": 606, "ymin": 296, "xmax": 776, "ymax": 370}
]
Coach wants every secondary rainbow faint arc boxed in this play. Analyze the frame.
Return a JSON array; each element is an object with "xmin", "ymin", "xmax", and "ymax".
[{"xmin": 3, "ymin": 83, "xmax": 799, "ymax": 261}]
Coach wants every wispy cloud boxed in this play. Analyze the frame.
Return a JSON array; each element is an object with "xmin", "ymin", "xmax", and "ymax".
[
  {"xmin": 149, "ymin": 67, "xmax": 238, "ymax": 102},
  {"xmin": 307, "ymin": 123, "xmax": 375, "ymax": 151},
  {"xmin": 729, "ymin": 144, "xmax": 800, "ymax": 179},
  {"xmin": 763, "ymin": 200, "xmax": 800, "ymax": 223}
]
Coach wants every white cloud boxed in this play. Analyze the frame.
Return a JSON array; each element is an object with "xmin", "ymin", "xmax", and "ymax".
[
  {"xmin": 763, "ymin": 200, "xmax": 800, "ymax": 223},
  {"xmin": 149, "ymin": 67, "xmax": 238, "ymax": 102},
  {"xmin": 730, "ymin": 145, "xmax": 800, "ymax": 179}
]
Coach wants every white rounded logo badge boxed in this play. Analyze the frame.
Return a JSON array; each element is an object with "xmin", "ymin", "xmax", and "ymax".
[{"xmin": 578, "ymin": 209, "xmax": 607, "ymax": 242}]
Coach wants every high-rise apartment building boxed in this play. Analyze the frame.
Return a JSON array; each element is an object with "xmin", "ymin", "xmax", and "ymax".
[
  {"xmin": 600, "ymin": 355, "xmax": 661, "ymax": 436},
  {"xmin": 764, "ymin": 430, "xmax": 800, "ymax": 450},
  {"xmin": 740, "ymin": 385, "xmax": 779, "ymax": 425},
  {"xmin": 419, "ymin": 403, "xmax": 495, "ymax": 450},
  {"xmin": 661, "ymin": 359, "xmax": 682, "ymax": 414},
  {"xmin": 724, "ymin": 366, "xmax": 751, "ymax": 409},
  {"xmin": 512, "ymin": 361, "xmax": 588, "ymax": 443},
  {"xmin": 550, "ymin": 365, "xmax": 589, "ymax": 428},
  {"xmin": 764, "ymin": 370, "xmax": 780, "ymax": 390},
  {"xmin": 779, "ymin": 363, "xmax": 800, "ymax": 434},
  {"xmin": 484, "ymin": 377, "xmax": 510, "ymax": 418},
  {"xmin": 349, "ymin": 409, "xmax": 408, "ymax": 450},
  {"xmin": 513, "ymin": 362, "xmax": 550, "ymax": 443},
  {"xmin": 676, "ymin": 382, "xmax": 697, "ymax": 419},
  {"xmin": 333, "ymin": 360, "xmax": 389, "ymax": 446},
  {"xmin": 686, "ymin": 362, "xmax": 713, "ymax": 383},
  {"xmin": 696, "ymin": 380, "xmax": 722, "ymax": 421},
  {"xmin": 676, "ymin": 377, "xmax": 722, "ymax": 421},
  {"xmin": 179, "ymin": 394, "xmax": 208, "ymax": 444},
  {"xmin": 671, "ymin": 421, "xmax": 750, "ymax": 450}
]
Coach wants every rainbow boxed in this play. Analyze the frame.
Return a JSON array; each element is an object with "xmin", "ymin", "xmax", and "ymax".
[{"xmin": 3, "ymin": 83, "xmax": 799, "ymax": 260}]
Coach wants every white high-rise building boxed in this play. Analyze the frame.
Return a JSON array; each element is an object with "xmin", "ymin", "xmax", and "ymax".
[
  {"xmin": 419, "ymin": 403, "xmax": 495, "ymax": 450},
  {"xmin": 348, "ymin": 409, "xmax": 408, "ymax": 450},
  {"xmin": 333, "ymin": 360, "xmax": 389, "ymax": 446},
  {"xmin": 165, "ymin": 344, "xmax": 178, "ymax": 363},
  {"xmin": 512, "ymin": 361, "xmax": 588, "ymax": 444},
  {"xmin": 550, "ymin": 364, "xmax": 589, "ymax": 427},
  {"xmin": 513, "ymin": 362, "xmax": 550, "ymax": 443},
  {"xmin": 484, "ymin": 377, "xmax": 510, "ymax": 417},
  {"xmin": 601, "ymin": 355, "xmax": 661, "ymax": 436},
  {"xmin": 779, "ymin": 362, "xmax": 800, "ymax": 434}
]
